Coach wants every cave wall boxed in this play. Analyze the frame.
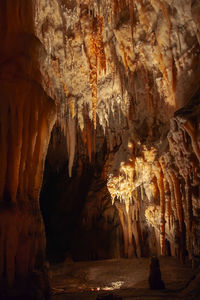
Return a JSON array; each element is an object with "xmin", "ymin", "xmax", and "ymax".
[{"xmin": 0, "ymin": 0, "xmax": 56, "ymax": 296}]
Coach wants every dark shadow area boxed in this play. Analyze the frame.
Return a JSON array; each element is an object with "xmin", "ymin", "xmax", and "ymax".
[
  {"xmin": 40, "ymin": 125, "xmax": 123, "ymax": 263},
  {"xmin": 40, "ymin": 125, "xmax": 94, "ymax": 263}
]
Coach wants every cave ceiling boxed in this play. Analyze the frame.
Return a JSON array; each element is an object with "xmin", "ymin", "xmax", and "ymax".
[{"xmin": 35, "ymin": 0, "xmax": 200, "ymax": 259}]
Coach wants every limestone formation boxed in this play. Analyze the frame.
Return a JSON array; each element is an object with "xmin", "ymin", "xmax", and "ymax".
[{"xmin": 0, "ymin": 0, "xmax": 200, "ymax": 298}]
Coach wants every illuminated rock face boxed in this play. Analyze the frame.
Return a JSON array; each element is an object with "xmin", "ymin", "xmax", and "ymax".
[
  {"xmin": 35, "ymin": 0, "xmax": 200, "ymax": 261},
  {"xmin": 0, "ymin": 0, "xmax": 56, "ymax": 295},
  {"xmin": 0, "ymin": 0, "xmax": 200, "ymax": 296}
]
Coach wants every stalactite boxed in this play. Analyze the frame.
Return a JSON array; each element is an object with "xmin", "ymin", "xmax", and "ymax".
[
  {"xmin": 129, "ymin": 0, "xmax": 134, "ymax": 42},
  {"xmin": 117, "ymin": 205, "xmax": 129, "ymax": 257},
  {"xmin": 121, "ymin": 43, "xmax": 128, "ymax": 73},
  {"xmin": 159, "ymin": 158, "xmax": 172, "ymax": 231},
  {"xmin": 155, "ymin": 228, "xmax": 161, "ymax": 256},
  {"xmin": 118, "ymin": 103, "xmax": 121, "ymax": 123},
  {"xmin": 185, "ymin": 177, "xmax": 193, "ymax": 258},
  {"xmin": 135, "ymin": 0, "xmax": 149, "ymax": 31},
  {"xmin": 171, "ymin": 56, "xmax": 177, "ymax": 96},
  {"xmin": 113, "ymin": 0, "xmax": 120, "ymax": 23},
  {"xmin": 143, "ymin": 65, "xmax": 152, "ymax": 113},
  {"xmin": 93, "ymin": 129, "xmax": 96, "ymax": 158},
  {"xmin": 168, "ymin": 169, "xmax": 185, "ymax": 262},
  {"xmin": 154, "ymin": 163, "xmax": 166, "ymax": 255},
  {"xmin": 153, "ymin": 46, "xmax": 169, "ymax": 83},
  {"xmin": 81, "ymin": 126, "xmax": 87, "ymax": 145},
  {"xmin": 140, "ymin": 184, "xmax": 144, "ymax": 202},
  {"xmin": 96, "ymin": 17, "xmax": 106, "ymax": 74},
  {"xmin": 155, "ymin": 0, "xmax": 176, "ymax": 105},
  {"xmin": 63, "ymin": 82, "xmax": 69, "ymax": 98},
  {"xmin": 137, "ymin": 64, "xmax": 152, "ymax": 112},
  {"xmin": 185, "ymin": 177, "xmax": 193, "ymax": 232},
  {"xmin": 86, "ymin": 115, "xmax": 92, "ymax": 162},
  {"xmin": 169, "ymin": 170, "xmax": 183, "ymax": 230},
  {"xmin": 127, "ymin": 209, "xmax": 134, "ymax": 257},
  {"xmin": 68, "ymin": 96, "xmax": 76, "ymax": 119},
  {"xmin": 88, "ymin": 15, "xmax": 106, "ymax": 129},
  {"xmin": 167, "ymin": 196, "xmax": 172, "ymax": 230},
  {"xmin": 67, "ymin": 116, "xmax": 76, "ymax": 178},
  {"xmin": 157, "ymin": 0, "xmax": 171, "ymax": 31},
  {"xmin": 90, "ymin": 36, "xmax": 98, "ymax": 130},
  {"xmin": 132, "ymin": 220, "xmax": 141, "ymax": 257},
  {"xmin": 108, "ymin": 129, "xmax": 113, "ymax": 152},
  {"xmin": 166, "ymin": 171, "xmax": 177, "ymax": 224}
]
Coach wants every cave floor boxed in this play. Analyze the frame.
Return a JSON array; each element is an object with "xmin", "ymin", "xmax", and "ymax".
[{"xmin": 50, "ymin": 257, "xmax": 200, "ymax": 300}]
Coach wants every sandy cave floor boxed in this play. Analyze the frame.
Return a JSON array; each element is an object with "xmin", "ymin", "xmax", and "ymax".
[{"xmin": 50, "ymin": 257, "xmax": 200, "ymax": 300}]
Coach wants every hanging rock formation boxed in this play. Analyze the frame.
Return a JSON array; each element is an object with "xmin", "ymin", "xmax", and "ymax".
[{"xmin": 36, "ymin": 0, "xmax": 200, "ymax": 261}]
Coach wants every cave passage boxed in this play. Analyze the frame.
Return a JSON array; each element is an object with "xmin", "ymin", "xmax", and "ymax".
[
  {"xmin": 40, "ymin": 125, "xmax": 124, "ymax": 263},
  {"xmin": 40, "ymin": 126, "xmax": 94, "ymax": 263}
]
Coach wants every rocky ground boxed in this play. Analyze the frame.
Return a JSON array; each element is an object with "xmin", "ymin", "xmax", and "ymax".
[{"xmin": 50, "ymin": 257, "xmax": 200, "ymax": 300}]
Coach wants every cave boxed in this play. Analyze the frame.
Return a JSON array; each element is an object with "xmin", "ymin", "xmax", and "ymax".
[{"xmin": 0, "ymin": 0, "xmax": 200, "ymax": 299}]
